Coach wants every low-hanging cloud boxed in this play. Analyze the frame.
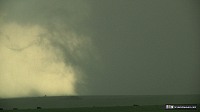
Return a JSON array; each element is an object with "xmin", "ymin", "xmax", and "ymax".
[{"xmin": 0, "ymin": 0, "xmax": 94, "ymax": 98}]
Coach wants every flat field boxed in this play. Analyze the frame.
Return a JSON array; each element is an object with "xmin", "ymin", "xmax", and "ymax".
[{"xmin": 1, "ymin": 105, "xmax": 199, "ymax": 112}]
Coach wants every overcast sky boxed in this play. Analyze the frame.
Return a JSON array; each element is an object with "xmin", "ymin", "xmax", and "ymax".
[{"xmin": 0, "ymin": 0, "xmax": 199, "ymax": 98}]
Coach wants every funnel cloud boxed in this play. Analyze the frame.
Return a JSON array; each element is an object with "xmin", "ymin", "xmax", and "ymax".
[{"xmin": 0, "ymin": 0, "xmax": 93, "ymax": 98}]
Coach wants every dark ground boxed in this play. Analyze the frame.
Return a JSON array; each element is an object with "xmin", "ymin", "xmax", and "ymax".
[{"xmin": 1, "ymin": 105, "xmax": 199, "ymax": 112}]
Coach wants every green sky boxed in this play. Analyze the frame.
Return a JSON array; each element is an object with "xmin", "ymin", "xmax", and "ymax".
[
  {"xmin": 0, "ymin": 0, "xmax": 199, "ymax": 97},
  {"xmin": 84, "ymin": 0, "xmax": 200, "ymax": 95}
]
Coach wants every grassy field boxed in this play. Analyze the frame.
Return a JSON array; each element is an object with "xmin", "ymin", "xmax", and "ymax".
[
  {"xmin": 1, "ymin": 105, "xmax": 199, "ymax": 112},
  {"xmin": 1, "ymin": 95, "xmax": 199, "ymax": 112}
]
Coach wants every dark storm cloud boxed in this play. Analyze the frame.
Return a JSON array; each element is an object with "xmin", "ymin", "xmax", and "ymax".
[{"xmin": 0, "ymin": 0, "xmax": 199, "ymax": 98}]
